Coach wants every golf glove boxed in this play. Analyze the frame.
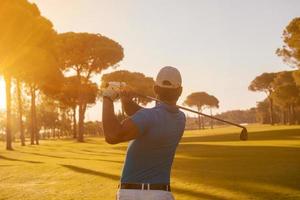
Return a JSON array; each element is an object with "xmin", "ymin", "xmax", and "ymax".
[{"xmin": 101, "ymin": 82, "xmax": 126, "ymax": 101}]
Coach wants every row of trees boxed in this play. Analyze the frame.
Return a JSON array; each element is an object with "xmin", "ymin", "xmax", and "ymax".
[
  {"xmin": 0, "ymin": 0, "xmax": 124, "ymax": 150},
  {"xmin": 214, "ymin": 109, "xmax": 256, "ymax": 125},
  {"xmin": 185, "ymin": 108, "xmax": 256, "ymax": 130},
  {"xmin": 249, "ymin": 17, "xmax": 300, "ymax": 125},
  {"xmin": 249, "ymin": 71, "xmax": 300, "ymax": 124},
  {"xmin": 1, "ymin": 66, "xmax": 222, "ymax": 143},
  {"xmin": 0, "ymin": 105, "xmax": 103, "ymax": 141}
]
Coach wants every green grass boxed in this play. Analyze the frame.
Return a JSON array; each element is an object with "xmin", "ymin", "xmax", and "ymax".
[{"xmin": 0, "ymin": 125, "xmax": 300, "ymax": 200}]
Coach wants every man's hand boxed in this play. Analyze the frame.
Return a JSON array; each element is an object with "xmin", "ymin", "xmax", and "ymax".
[
  {"xmin": 120, "ymin": 88, "xmax": 135, "ymax": 102},
  {"xmin": 102, "ymin": 82, "xmax": 126, "ymax": 101}
]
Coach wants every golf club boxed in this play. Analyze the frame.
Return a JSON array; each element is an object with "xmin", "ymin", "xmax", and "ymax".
[
  {"xmin": 102, "ymin": 82, "xmax": 248, "ymax": 140},
  {"xmin": 134, "ymin": 93, "xmax": 248, "ymax": 141}
]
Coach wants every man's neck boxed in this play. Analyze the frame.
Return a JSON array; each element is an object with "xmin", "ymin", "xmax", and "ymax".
[{"xmin": 157, "ymin": 97, "xmax": 177, "ymax": 106}]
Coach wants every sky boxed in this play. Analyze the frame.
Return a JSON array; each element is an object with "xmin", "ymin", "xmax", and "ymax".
[{"xmin": 0, "ymin": 0, "xmax": 299, "ymax": 120}]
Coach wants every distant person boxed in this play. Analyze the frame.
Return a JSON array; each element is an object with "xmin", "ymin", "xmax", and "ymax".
[{"xmin": 102, "ymin": 66, "xmax": 186, "ymax": 200}]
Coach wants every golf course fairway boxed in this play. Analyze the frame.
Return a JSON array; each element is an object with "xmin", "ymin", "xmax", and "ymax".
[{"xmin": 0, "ymin": 125, "xmax": 299, "ymax": 200}]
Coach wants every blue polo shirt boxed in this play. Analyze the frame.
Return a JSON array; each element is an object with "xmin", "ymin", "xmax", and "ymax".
[{"xmin": 120, "ymin": 103, "xmax": 186, "ymax": 184}]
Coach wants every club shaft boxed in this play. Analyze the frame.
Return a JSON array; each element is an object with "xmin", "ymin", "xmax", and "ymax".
[{"xmin": 138, "ymin": 94, "xmax": 246, "ymax": 130}]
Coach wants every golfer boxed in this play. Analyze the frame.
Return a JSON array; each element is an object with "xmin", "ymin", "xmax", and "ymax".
[{"xmin": 102, "ymin": 66, "xmax": 186, "ymax": 200}]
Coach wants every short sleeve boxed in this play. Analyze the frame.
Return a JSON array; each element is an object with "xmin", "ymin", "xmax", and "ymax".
[{"xmin": 130, "ymin": 108, "xmax": 153, "ymax": 135}]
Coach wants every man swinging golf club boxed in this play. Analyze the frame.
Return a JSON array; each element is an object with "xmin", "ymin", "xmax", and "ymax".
[{"xmin": 102, "ymin": 66, "xmax": 186, "ymax": 200}]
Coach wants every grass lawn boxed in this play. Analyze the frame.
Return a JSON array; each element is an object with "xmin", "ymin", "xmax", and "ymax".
[{"xmin": 0, "ymin": 125, "xmax": 300, "ymax": 200}]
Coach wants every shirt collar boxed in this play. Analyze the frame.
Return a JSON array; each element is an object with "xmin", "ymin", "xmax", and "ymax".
[{"xmin": 156, "ymin": 102, "xmax": 179, "ymax": 113}]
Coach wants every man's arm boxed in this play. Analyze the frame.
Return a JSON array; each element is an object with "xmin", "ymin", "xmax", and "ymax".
[
  {"xmin": 102, "ymin": 97, "xmax": 139, "ymax": 144},
  {"xmin": 120, "ymin": 90, "xmax": 143, "ymax": 116}
]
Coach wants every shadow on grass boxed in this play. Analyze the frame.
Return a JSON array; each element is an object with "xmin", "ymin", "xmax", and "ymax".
[
  {"xmin": 72, "ymin": 149, "xmax": 125, "ymax": 156},
  {"xmin": 100, "ymin": 151, "xmax": 126, "ymax": 156},
  {"xmin": 18, "ymin": 151, "xmax": 123, "ymax": 164},
  {"xmin": 61, "ymin": 164, "xmax": 120, "ymax": 181},
  {"xmin": 95, "ymin": 159, "xmax": 123, "ymax": 164},
  {"xmin": 0, "ymin": 155, "xmax": 43, "ymax": 164},
  {"xmin": 82, "ymin": 149, "xmax": 125, "ymax": 156},
  {"xmin": 19, "ymin": 152, "xmax": 67, "ymax": 159},
  {"xmin": 67, "ymin": 150, "xmax": 109, "ymax": 157}
]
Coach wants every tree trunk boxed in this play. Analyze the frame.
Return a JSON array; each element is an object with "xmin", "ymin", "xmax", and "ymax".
[
  {"xmin": 57, "ymin": 129, "xmax": 60, "ymax": 139},
  {"xmin": 197, "ymin": 106, "xmax": 202, "ymax": 130},
  {"xmin": 30, "ymin": 86, "xmax": 38, "ymax": 145},
  {"xmin": 197, "ymin": 115, "xmax": 201, "ymax": 129},
  {"xmin": 76, "ymin": 73, "xmax": 84, "ymax": 142},
  {"xmin": 269, "ymin": 97, "xmax": 274, "ymax": 125},
  {"xmin": 290, "ymin": 104, "xmax": 295, "ymax": 125},
  {"xmin": 283, "ymin": 109, "xmax": 287, "ymax": 125},
  {"xmin": 210, "ymin": 108, "xmax": 214, "ymax": 129},
  {"xmin": 72, "ymin": 106, "xmax": 77, "ymax": 139},
  {"xmin": 288, "ymin": 105, "xmax": 291, "ymax": 125},
  {"xmin": 17, "ymin": 79, "xmax": 25, "ymax": 146},
  {"xmin": 201, "ymin": 115, "xmax": 205, "ymax": 129},
  {"xmin": 293, "ymin": 105, "xmax": 298, "ymax": 124},
  {"xmin": 77, "ymin": 103, "xmax": 86, "ymax": 142},
  {"xmin": 4, "ymin": 75, "xmax": 13, "ymax": 150}
]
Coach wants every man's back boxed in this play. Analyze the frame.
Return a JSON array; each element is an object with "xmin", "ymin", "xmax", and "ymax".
[
  {"xmin": 102, "ymin": 66, "xmax": 185, "ymax": 199},
  {"xmin": 121, "ymin": 103, "xmax": 186, "ymax": 184}
]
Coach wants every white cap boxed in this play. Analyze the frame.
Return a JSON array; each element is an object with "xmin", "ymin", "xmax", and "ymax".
[{"xmin": 155, "ymin": 66, "xmax": 182, "ymax": 89}]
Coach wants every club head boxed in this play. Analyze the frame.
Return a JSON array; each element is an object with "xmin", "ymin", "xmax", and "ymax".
[{"xmin": 240, "ymin": 128, "xmax": 248, "ymax": 141}]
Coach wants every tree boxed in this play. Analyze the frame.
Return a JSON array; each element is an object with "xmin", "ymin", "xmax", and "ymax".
[
  {"xmin": 57, "ymin": 32, "xmax": 124, "ymax": 142},
  {"xmin": 57, "ymin": 76, "xmax": 80, "ymax": 138},
  {"xmin": 57, "ymin": 106, "xmax": 72, "ymax": 138},
  {"xmin": 276, "ymin": 17, "xmax": 300, "ymax": 68},
  {"xmin": 276, "ymin": 17, "xmax": 300, "ymax": 125},
  {"xmin": 256, "ymin": 99, "xmax": 272, "ymax": 124},
  {"xmin": 84, "ymin": 121, "xmax": 103, "ymax": 136},
  {"xmin": 206, "ymin": 95, "xmax": 219, "ymax": 129},
  {"xmin": 57, "ymin": 76, "xmax": 99, "ymax": 140},
  {"xmin": 37, "ymin": 96, "xmax": 60, "ymax": 139},
  {"xmin": 0, "ymin": 110, "xmax": 5, "ymax": 138},
  {"xmin": 101, "ymin": 70, "xmax": 155, "ymax": 105},
  {"xmin": 184, "ymin": 92, "xmax": 214, "ymax": 129},
  {"xmin": 16, "ymin": 79, "xmax": 25, "ymax": 146},
  {"xmin": 14, "ymin": 46, "xmax": 62, "ymax": 145},
  {"xmin": 0, "ymin": 0, "xmax": 56, "ymax": 149},
  {"xmin": 249, "ymin": 72, "xmax": 277, "ymax": 125},
  {"xmin": 4, "ymin": 76, "xmax": 12, "ymax": 149},
  {"xmin": 272, "ymin": 71, "xmax": 300, "ymax": 124}
]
